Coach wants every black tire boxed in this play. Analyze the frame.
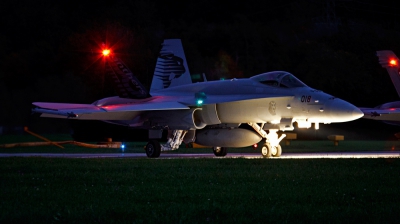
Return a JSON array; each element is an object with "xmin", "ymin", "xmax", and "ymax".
[
  {"xmin": 261, "ymin": 144, "xmax": 272, "ymax": 158},
  {"xmin": 213, "ymin": 147, "xmax": 227, "ymax": 157},
  {"xmin": 145, "ymin": 140, "xmax": 161, "ymax": 158},
  {"xmin": 271, "ymin": 145, "xmax": 282, "ymax": 157}
]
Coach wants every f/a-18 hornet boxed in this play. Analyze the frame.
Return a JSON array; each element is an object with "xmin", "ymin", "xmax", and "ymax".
[{"xmin": 32, "ymin": 39, "xmax": 363, "ymax": 158}]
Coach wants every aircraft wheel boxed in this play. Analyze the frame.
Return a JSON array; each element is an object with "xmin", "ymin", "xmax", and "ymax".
[
  {"xmin": 271, "ymin": 145, "xmax": 282, "ymax": 157},
  {"xmin": 213, "ymin": 147, "xmax": 227, "ymax": 157},
  {"xmin": 145, "ymin": 140, "xmax": 161, "ymax": 158},
  {"xmin": 261, "ymin": 144, "xmax": 272, "ymax": 158}
]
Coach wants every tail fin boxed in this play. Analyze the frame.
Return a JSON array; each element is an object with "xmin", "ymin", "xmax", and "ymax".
[
  {"xmin": 377, "ymin": 50, "xmax": 400, "ymax": 98},
  {"xmin": 150, "ymin": 39, "xmax": 192, "ymax": 94},
  {"xmin": 105, "ymin": 56, "xmax": 149, "ymax": 99}
]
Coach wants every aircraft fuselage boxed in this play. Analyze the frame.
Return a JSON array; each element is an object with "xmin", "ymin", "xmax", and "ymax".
[{"xmin": 147, "ymin": 72, "xmax": 362, "ymax": 130}]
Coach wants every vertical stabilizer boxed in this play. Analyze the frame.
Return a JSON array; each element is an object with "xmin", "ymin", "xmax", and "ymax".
[
  {"xmin": 150, "ymin": 39, "xmax": 192, "ymax": 94},
  {"xmin": 105, "ymin": 56, "xmax": 149, "ymax": 99},
  {"xmin": 377, "ymin": 50, "xmax": 400, "ymax": 98}
]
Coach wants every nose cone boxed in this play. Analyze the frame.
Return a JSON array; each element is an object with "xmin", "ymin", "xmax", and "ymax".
[{"xmin": 326, "ymin": 99, "xmax": 364, "ymax": 122}]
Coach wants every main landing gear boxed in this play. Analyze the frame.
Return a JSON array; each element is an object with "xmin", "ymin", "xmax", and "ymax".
[
  {"xmin": 145, "ymin": 130, "xmax": 188, "ymax": 158},
  {"xmin": 213, "ymin": 146, "xmax": 227, "ymax": 157},
  {"xmin": 145, "ymin": 140, "xmax": 161, "ymax": 158}
]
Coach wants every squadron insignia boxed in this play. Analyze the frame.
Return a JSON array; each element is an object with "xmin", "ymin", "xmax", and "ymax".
[{"xmin": 269, "ymin": 101, "xmax": 276, "ymax": 115}]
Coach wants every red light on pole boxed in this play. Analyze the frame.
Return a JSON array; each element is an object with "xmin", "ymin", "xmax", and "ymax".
[
  {"xmin": 102, "ymin": 49, "xmax": 110, "ymax": 56},
  {"xmin": 389, "ymin": 59, "xmax": 397, "ymax": 66}
]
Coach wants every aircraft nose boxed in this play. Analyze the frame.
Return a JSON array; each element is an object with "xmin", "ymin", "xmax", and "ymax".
[{"xmin": 326, "ymin": 99, "xmax": 364, "ymax": 122}]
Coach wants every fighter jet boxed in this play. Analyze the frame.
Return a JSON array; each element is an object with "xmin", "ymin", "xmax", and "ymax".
[
  {"xmin": 360, "ymin": 50, "xmax": 400, "ymax": 126},
  {"xmin": 32, "ymin": 39, "xmax": 363, "ymax": 158}
]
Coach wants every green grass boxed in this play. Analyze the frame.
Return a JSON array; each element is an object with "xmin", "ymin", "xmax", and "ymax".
[{"xmin": 1, "ymin": 158, "xmax": 400, "ymax": 223}]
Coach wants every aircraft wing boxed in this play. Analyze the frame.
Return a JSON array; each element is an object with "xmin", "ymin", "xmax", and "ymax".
[
  {"xmin": 32, "ymin": 100, "xmax": 189, "ymax": 120},
  {"xmin": 33, "ymin": 94, "xmax": 293, "ymax": 120},
  {"xmin": 360, "ymin": 107, "xmax": 400, "ymax": 121}
]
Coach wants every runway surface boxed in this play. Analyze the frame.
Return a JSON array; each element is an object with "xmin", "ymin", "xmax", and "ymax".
[{"xmin": 1, "ymin": 151, "xmax": 400, "ymax": 159}]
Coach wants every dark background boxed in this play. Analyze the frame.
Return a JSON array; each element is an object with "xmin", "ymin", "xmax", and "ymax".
[{"xmin": 1, "ymin": 0, "xmax": 400, "ymax": 139}]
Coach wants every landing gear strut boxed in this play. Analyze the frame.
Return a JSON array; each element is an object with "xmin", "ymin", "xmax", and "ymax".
[
  {"xmin": 161, "ymin": 130, "xmax": 188, "ymax": 151},
  {"xmin": 248, "ymin": 123, "xmax": 286, "ymax": 158},
  {"xmin": 145, "ymin": 130, "xmax": 188, "ymax": 158}
]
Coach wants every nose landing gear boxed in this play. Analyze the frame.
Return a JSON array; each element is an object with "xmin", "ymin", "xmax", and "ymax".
[
  {"xmin": 261, "ymin": 143, "xmax": 282, "ymax": 158},
  {"xmin": 248, "ymin": 123, "xmax": 285, "ymax": 158}
]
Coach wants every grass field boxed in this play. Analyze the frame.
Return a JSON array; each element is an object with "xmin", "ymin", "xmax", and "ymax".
[
  {"xmin": 1, "ymin": 134, "xmax": 400, "ymax": 223},
  {"xmin": 1, "ymin": 158, "xmax": 400, "ymax": 223}
]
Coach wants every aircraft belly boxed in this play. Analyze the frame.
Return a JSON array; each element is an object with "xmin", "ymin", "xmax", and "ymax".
[{"xmin": 148, "ymin": 108, "xmax": 206, "ymax": 130}]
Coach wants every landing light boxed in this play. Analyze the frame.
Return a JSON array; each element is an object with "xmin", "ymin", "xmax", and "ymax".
[
  {"xmin": 315, "ymin": 122, "xmax": 319, "ymax": 130},
  {"xmin": 297, "ymin": 121, "xmax": 312, "ymax": 128}
]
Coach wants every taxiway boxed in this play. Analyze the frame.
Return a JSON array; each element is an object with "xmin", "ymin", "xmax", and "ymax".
[{"xmin": 1, "ymin": 151, "xmax": 399, "ymax": 159}]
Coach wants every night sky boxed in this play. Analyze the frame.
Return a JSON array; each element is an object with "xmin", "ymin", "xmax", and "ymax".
[{"xmin": 1, "ymin": 0, "xmax": 400, "ymax": 137}]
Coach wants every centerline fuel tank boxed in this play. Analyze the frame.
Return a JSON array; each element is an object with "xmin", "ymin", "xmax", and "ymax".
[{"xmin": 195, "ymin": 128, "xmax": 261, "ymax": 147}]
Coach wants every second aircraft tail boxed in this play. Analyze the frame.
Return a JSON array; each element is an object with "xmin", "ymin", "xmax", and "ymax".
[{"xmin": 377, "ymin": 50, "xmax": 400, "ymax": 98}]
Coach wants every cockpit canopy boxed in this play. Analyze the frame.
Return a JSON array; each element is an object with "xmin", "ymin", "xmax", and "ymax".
[{"xmin": 251, "ymin": 71, "xmax": 308, "ymax": 88}]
